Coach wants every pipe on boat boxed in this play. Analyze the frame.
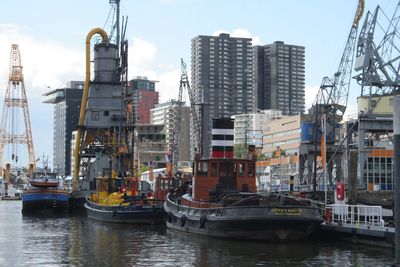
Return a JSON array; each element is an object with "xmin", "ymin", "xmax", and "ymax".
[{"xmin": 72, "ymin": 28, "xmax": 109, "ymax": 191}]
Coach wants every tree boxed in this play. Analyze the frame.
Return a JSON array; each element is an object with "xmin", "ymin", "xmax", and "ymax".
[{"xmin": 234, "ymin": 144, "xmax": 247, "ymax": 159}]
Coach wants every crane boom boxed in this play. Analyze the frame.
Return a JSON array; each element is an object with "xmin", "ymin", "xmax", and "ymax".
[
  {"xmin": 314, "ymin": 0, "xmax": 364, "ymax": 118},
  {"xmin": 304, "ymin": 0, "xmax": 364, "ymax": 191},
  {"xmin": 180, "ymin": 59, "xmax": 201, "ymax": 159}
]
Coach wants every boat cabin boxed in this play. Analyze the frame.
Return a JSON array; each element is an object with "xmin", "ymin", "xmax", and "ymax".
[{"xmin": 192, "ymin": 158, "xmax": 256, "ymax": 202}]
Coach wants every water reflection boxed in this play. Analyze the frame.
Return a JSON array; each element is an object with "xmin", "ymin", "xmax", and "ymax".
[
  {"xmin": 166, "ymin": 230, "xmax": 320, "ymax": 266},
  {"xmin": 0, "ymin": 201, "xmax": 395, "ymax": 266}
]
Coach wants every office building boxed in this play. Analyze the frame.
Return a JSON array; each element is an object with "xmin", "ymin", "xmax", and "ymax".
[
  {"xmin": 43, "ymin": 81, "xmax": 84, "ymax": 176},
  {"xmin": 254, "ymin": 41, "xmax": 305, "ymax": 115},
  {"xmin": 191, "ymin": 33, "xmax": 254, "ymax": 158},
  {"xmin": 233, "ymin": 109, "xmax": 283, "ymax": 146},
  {"xmin": 128, "ymin": 77, "xmax": 159, "ymax": 124},
  {"xmin": 135, "ymin": 124, "xmax": 168, "ymax": 168},
  {"xmin": 151, "ymin": 100, "xmax": 190, "ymax": 164}
]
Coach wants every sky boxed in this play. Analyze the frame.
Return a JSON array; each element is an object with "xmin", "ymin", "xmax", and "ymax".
[{"xmin": 0, "ymin": 0, "xmax": 397, "ymax": 169}]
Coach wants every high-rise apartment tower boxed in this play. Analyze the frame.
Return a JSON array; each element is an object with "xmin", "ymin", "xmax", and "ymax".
[
  {"xmin": 254, "ymin": 41, "xmax": 305, "ymax": 115},
  {"xmin": 191, "ymin": 33, "xmax": 254, "ymax": 158}
]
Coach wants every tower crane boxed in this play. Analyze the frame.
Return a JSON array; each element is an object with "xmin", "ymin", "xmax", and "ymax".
[{"xmin": 302, "ymin": 0, "xmax": 364, "ymax": 190}]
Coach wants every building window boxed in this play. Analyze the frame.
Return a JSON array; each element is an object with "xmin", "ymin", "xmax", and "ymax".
[
  {"xmin": 91, "ymin": 111, "xmax": 99, "ymax": 121},
  {"xmin": 104, "ymin": 111, "xmax": 109, "ymax": 116}
]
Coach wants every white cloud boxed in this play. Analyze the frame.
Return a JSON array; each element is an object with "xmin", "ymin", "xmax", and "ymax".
[
  {"xmin": 213, "ymin": 28, "xmax": 262, "ymax": 45},
  {"xmin": 128, "ymin": 37, "xmax": 157, "ymax": 75},
  {"xmin": 343, "ymin": 103, "xmax": 358, "ymax": 121},
  {"xmin": 157, "ymin": 69, "xmax": 182, "ymax": 103},
  {"xmin": 0, "ymin": 24, "xmax": 85, "ymax": 166},
  {"xmin": 304, "ymin": 85, "xmax": 320, "ymax": 111},
  {"xmin": 128, "ymin": 36, "xmax": 181, "ymax": 104},
  {"xmin": 0, "ymin": 24, "xmax": 84, "ymax": 96}
]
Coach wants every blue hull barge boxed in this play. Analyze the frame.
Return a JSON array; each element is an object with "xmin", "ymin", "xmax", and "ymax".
[{"xmin": 22, "ymin": 175, "xmax": 70, "ymax": 214}]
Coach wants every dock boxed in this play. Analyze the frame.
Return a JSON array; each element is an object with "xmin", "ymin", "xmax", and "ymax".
[{"xmin": 320, "ymin": 204, "xmax": 395, "ymax": 248}]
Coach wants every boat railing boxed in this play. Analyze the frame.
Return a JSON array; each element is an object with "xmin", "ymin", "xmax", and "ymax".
[
  {"xmin": 326, "ymin": 204, "xmax": 384, "ymax": 228},
  {"xmin": 167, "ymin": 196, "xmax": 226, "ymax": 217}
]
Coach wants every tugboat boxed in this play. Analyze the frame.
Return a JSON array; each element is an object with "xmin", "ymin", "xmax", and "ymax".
[
  {"xmin": 85, "ymin": 171, "xmax": 173, "ymax": 224},
  {"xmin": 164, "ymin": 118, "xmax": 323, "ymax": 240}
]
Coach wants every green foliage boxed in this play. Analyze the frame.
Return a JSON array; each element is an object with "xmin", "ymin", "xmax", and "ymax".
[
  {"xmin": 140, "ymin": 164, "xmax": 149, "ymax": 173},
  {"xmin": 257, "ymin": 153, "xmax": 267, "ymax": 160},
  {"xmin": 234, "ymin": 143, "xmax": 247, "ymax": 159},
  {"xmin": 272, "ymin": 148, "xmax": 286, "ymax": 158}
]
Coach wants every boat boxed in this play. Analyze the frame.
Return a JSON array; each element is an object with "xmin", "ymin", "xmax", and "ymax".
[
  {"xmin": 164, "ymin": 155, "xmax": 324, "ymax": 240},
  {"xmin": 164, "ymin": 146, "xmax": 324, "ymax": 241},
  {"xmin": 22, "ymin": 171, "xmax": 70, "ymax": 214},
  {"xmin": 85, "ymin": 170, "xmax": 173, "ymax": 224},
  {"xmin": 1, "ymin": 183, "xmax": 22, "ymax": 200}
]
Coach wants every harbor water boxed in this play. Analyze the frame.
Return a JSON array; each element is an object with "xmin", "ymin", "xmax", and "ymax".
[{"xmin": 0, "ymin": 201, "xmax": 394, "ymax": 266}]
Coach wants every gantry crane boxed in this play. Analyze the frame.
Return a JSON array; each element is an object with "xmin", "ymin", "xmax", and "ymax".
[
  {"xmin": 353, "ymin": 1, "xmax": 400, "ymax": 186},
  {"xmin": 0, "ymin": 44, "xmax": 35, "ymax": 177},
  {"xmin": 300, "ymin": 0, "xmax": 364, "ymax": 190}
]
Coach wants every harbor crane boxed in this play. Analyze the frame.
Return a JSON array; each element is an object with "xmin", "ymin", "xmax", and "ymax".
[
  {"xmin": 171, "ymin": 58, "xmax": 201, "ymax": 169},
  {"xmin": 352, "ymin": 1, "xmax": 400, "ymax": 187},
  {"xmin": 301, "ymin": 0, "xmax": 364, "ymax": 191},
  {"xmin": 0, "ymin": 44, "xmax": 35, "ymax": 177},
  {"xmin": 313, "ymin": 0, "xmax": 364, "ymax": 120}
]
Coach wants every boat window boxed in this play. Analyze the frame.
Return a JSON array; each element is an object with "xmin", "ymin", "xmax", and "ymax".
[
  {"xmin": 220, "ymin": 162, "xmax": 235, "ymax": 177},
  {"xmin": 197, "ymin": 161, "xmax": 208, "ymax": 176},
  {"xmin": 220, "ymin": 163, "xmax": 227, "ymax": 177},
  {"xmin": 211, "ymin": 162, "xmax": 218, "ymax": 177},
  {"xmin": 248, "ymin": 162, "xmax": 255, "ymax": 176},
  {"xmin": 162, "ymin": 179, "xmax": 169, "ymax": 190},
  {"xmin": 238, "ymin": 163, "xmax": 244, "ymax": 176}
]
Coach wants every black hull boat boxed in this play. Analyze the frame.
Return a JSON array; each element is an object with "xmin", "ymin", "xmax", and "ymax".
[
  {"xmin": 164, "ymin": 193, "xmax": 323, "ymax": 240},
  {"xmin": 83, "ymin": 174, "xmax": 173, "ymax": 225},
  {"xmin": 164, "ymin": 119, "xmax": 323, "ymax": 241},
  {"xmin": 85, "ymin": 196, "xmax": 164, "ymax": 224}
]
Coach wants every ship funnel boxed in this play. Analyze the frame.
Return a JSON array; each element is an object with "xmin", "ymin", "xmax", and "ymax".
[
  {"xmin": 94, "ymin": 43, "xmax": 118, "ymax": 83},
  {"xmin": 211, "ymin": 118, "xmax": 234, "ymax": 159}
]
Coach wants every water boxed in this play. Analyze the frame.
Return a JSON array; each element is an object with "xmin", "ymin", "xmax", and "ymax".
[{"xmin": 0, "ymin": 201, "xmax": 394, "ymax": 266}]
